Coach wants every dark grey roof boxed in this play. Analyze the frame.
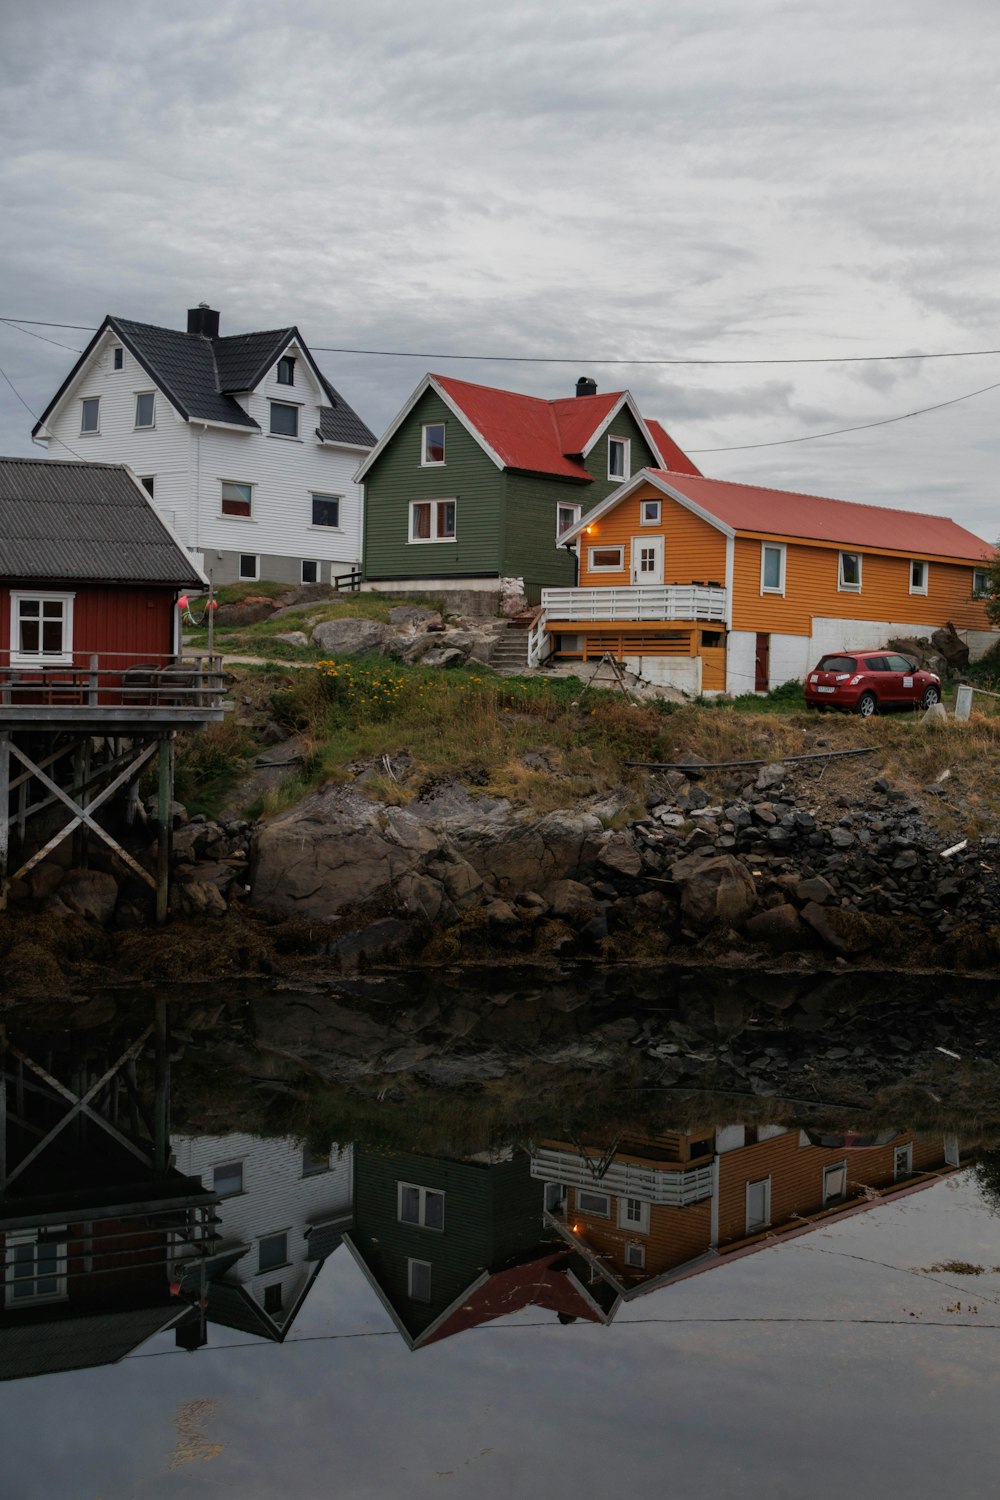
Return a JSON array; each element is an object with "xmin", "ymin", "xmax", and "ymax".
[
  {"xmin": 0, "ymin": 457, "xmax": 203, "ymax": 585},
  {"xmin": 0, "ymin": 1306, "xmax": 181, "ymax": 1382},
  {"xmin": 203, "ymin": 1282, "xmax": 279, "ymax": 1341},
  {"xmin": 33, "ymin": 314, "xmax": 376, "ymax": 447},
  {"xmin": 305, "ymin": 1212, "xmax": 353, "ymax": 1262}
]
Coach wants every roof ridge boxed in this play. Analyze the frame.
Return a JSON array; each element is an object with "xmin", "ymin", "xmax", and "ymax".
[
  {"xmin": 660, "ymin": 470, "xmax": 958, "ymax": 527},
  {"xmin": 0, "ymin": 454, "xmax": 125, "ymax": 470}
]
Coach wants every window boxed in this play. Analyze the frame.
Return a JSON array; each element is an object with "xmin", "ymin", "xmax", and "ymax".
[
  {"xmin": 80, "ymin": 396, "xmax": 100, "ymax": 433},
  {"xmin": 576, "ymin": 1189, "xmax": 610, "ymax": 1218},
  {"xmin": 409, "ymin": 500, "xmax": 456, "ymax": 543},
  {"xmin": 301, "ymin": 560, "xmax": 320, "ymax": 585},
  {"xmin": 944, "ymin": 1135, "xmax": 960, "ymax": 1167},
  {"xmin": 588, "ymin": 545, "xmax": 624, "ymax": 572},
  {"xmin": 270, "ymin": 401, "xmax": 299, "ymax": 438},
  {"xmin": 617, "ymin": 1197, "xmax": 650, "ymax": 1234},
  {"xmin": 421, "ymin": 422, "xmax": 446, "ymax": 465},
  {"xmin": 974, "ymin": 568, "xmax": 992, "ymax": 598},
  {"xmin": 258, "ymin": 1233, "xmax": 288, "ymax": 1272},
  {"xmin": 221, "ymin": 481, "xmax": 252, "ymax": 518},
  {"xmin": 263, "ymin": 1283, "xmax": 284, "ymax": 1314},
  {"xmin": 745, "ymin": 1178, "xmax": 771, "ymax": 1232},
  {"xmin": 139, "ymin": 475, "xmax": 155, "ymax": 497},
  {"xmin": 823, "ymin": 1162, "xmax": 848, "ymax": 1204},
  {"xmin": 909, "ymin": 560, "xmax": 928, "ymax": 595},
  {"xmin": 839, "ymin": 551, "xmax": 862, "ymax": 591},
  {"xmin": 112, "ymin": 346, "xmax": 124, "ymax": 370},
  {"xmin": 276, "ymin": 355, "xmax": 295, "ymax": 386},
  {"xmin": 10, "ymin": 592, "xmax": 74, "ymax": 666},
  {"xmin": 625, "ymin": 1243, "xmax": 646, "ymax": 1270},
  {"xmin": 556, "ymin": 502, "xmax": 581, "ymax": 541},
  {"xmin": 312, "ymin": 493, "xmax": 341, "ymax": 529},
  {"xmin": 893, "ymin": 1144, "xmax": 913, "ymax": 1180},
  {"xmin": 408, "ymin": 1259, "xmax": 432, "ymax": 1302},
  {"xmin": 398, "ymin": 1183, "xmax": 445, "ymax": 1230},
  {"xmin": 134, "ymin": 392, "xmax": 155, "ymax": 428},
  {"xmin": 886, "ymin": 653, "xmax": 917, "ymax": 672},
  {"xmin": 212, "ymin": 1161, "xmax": 244, "ymax": 1198},
  {"xmin": 640, "ymin": 499, "xmax": 661, "ymax": 525},
  {"xmin": 5, "ymin": 1232, "xmax": 67, "ymax": 1306},
  {"xmin": 608, "ymin": 436, "xmax": 630, "ymax": 480},
  {"xmin": 761, "ymin": 543, "xmax": 786, "ymax": 594},
  {"xmin": 238, "ymin": 554, "xmax": 259, "ymax": 581},
  {"xmin": 544, "ymin": 1181, "xmax": 567, "ymax": 1215},
  {"xmin": 302, "ymin": 1147, "xmax": 330, "ymax": 1176}
]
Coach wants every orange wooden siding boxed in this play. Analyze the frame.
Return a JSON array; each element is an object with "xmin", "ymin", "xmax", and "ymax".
[
  {"xmin": 578, "ymin": 484, "xmax": 727, "ymax": 587},
  {"xmin": 567, "ymin": 1187, "xmax": 712, "ymax": 1282},
  {"xmin": 731, "ymin": 538, "xmax": 991, "ymax": 636}
]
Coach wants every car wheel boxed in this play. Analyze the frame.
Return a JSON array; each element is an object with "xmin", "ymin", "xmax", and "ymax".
[
  {"xmin": 855, "ymin": 691, "xmax": 877, "ymax": 718},
  {"xmin": 922, "ymin": 684, "xmax": 941, "ymax": 709}
]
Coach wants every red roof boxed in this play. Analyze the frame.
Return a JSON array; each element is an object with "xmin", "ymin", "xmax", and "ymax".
[
  {"xmin": 645, "ymin": 421, "xmax": 703, "ymax": 477},
  {"xmin": 420, "ymin": 1251, "xmax": 606, "ymax": 1347},
  {"xmin": 652, "ymin": 471, "xmax": 994, "ymax": 562},
  {"xmin": 432, "ymin": 374, "xmax": 695, "ymax": 481}
]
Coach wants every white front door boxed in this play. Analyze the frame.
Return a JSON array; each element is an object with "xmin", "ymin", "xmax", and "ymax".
[{"xmin": 631, "ymin": 535, "xmax": 664, "ymax": 584}]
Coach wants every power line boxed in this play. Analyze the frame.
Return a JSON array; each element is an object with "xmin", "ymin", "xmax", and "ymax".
[
  {"xmin": 0, "ymin": 357, "xmax": 85, "ymax": 461},
  {"xmin": 0, "ymin": 319, "xmax": 84, "ymax": 355}
]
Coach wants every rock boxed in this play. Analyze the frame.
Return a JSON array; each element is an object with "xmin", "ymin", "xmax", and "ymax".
[
  {"xmin": 597, "ymin": 834, "xmax": 643, "ymax": 879},
  {"xmin": 388, "ymin": 605, "xmax": 443, "ymax": 629},
  {"xmin": 545, "ymin": 879, "xmax": 599, "ymax": 919},
  {"xmin": 830, "ymin": 827, "xmax": 855, "ymax": 848},
  {"xmin": 420, "ymin": 646, "xmax": 466, "ymax": 669},
  {"xmin": 756, "ymin": 763, "xmax": 787, "ymax": 791},
  {"xmin": 176, "ymin": 880, "xmax": 228, "ymax": 917},
  {"xmin": 71, "ymin": 995, "xmax": 118, "ymax": 1029},
  {"xmin": 311, "ymin": 617, "xmax": 389, "ymax": 656},
  {"xmin": 59, "ymin": 869, "xmax": 118, "ymax": 924},
  {"xmin": 273, "ymin": 631, "xmax": 309, "ymax": 648},
  {"xmin": 484, "ymin": 898, "xmax": 519, "ymax": 926},
  {"xmin": 931, "ymin": 622, "xmax": 970, "ymax": 673},
  {"xmin": 744, "ymin": 903, "xmax": 810, "ymax": 951},
  {"xmin": 329, "ymin": 918, "xmax": 413, "ymax": 969},
  {"xmin": 27, "ymin": 861, "xmax": 66, "ymax": 899},
  {"xmin": 795, "ymin": 874, "xmax": 835, "ymax": 905},
  {"xmin": 214, "ymin": 597, "xmax": 278, "ymax": 627},
  {"xmin": 670, "ymin": 853, "xmax": 757, "ymax": 931},
  {"xmin": 922, "ymin": 702, "xmax": 949, "ymax": 726},
  {"xmin": 394, "ymin": 873, "xmax": 450, "ymax": 923},
  {"xmin": 799, "ymin": 901, "xmax": 848, "ymax": 952}
]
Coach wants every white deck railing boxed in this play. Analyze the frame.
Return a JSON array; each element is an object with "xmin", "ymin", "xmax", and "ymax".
[
  {"xmin": 530, "ymin": 1149, "xmax": 713, "ymax": 1206},
  {"xmin": 540, "ymin": 584, "xmax": 727, "ymax": 624}
]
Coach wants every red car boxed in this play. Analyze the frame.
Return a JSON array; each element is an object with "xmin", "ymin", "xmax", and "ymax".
[{"xmin": 804, "ymin": 650, "xmax": 942, "ymax": 717}]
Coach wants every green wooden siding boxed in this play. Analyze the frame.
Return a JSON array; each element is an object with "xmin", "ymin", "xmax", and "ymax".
[
  {"xmin": 583, "ymin": 405, "xmax": 658, "ymax": 490},
  {"xmin": 363, "ymin": 390, "xmax": 503, "ymax": 580},
  {"xmin": 501, "ymin": 473, "xmax": 586, "ymax": 595}
]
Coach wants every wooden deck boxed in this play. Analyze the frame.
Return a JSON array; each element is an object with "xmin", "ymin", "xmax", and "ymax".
[{"xmin": 0, "ymin": 652, "xmax": 226, "ymax": 730}]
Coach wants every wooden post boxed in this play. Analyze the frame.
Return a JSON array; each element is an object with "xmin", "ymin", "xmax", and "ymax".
[
  {"xmin": 0, "ymin": 1025, "xmax": 7, "ymax": 1197},
  {"xmin": 154, "ymin": 996, "xmax": 169, "ymax": 1174},
  {"xmin": 0, "ymin": 732, "xmax": 9, "ymax": 912},
  {"xmin": 156, "ymin": 735, "xmax": 172, "ymax": 924}
]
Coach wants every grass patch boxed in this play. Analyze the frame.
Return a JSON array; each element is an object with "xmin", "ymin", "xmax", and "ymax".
[{"xmin": 174, "ymin": 718, "xmax": 258, "ymax": 818}]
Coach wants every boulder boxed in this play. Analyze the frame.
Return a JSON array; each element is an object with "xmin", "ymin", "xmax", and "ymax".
[
  {"xmin": 311, "ymin": 617, "xmax": 389, "ymax": 656},
  {"xmin": 420, "ymin": 647, "xmax": 467, "ymax": 669},
  {"xmin": 388, "ymin": 605, "xmax": 443, "ymax": 629},
  {"xmin": 670, "ymin": 853, "xmax": 756, "ymax": 930},
  {"xmin": 755, "ymin": 763, "xmax": 787, "ymax": 792},
  {"xmin": 744, "ymin": 903, "xmax": 810, "ymax": 951},
  {"xmin": 597, "ymin": 834, "xmax": 643, "ymax": 879},
  {"xmin": 214, "ymin": 597, "xmax": 279, "ymax": 627},
  {"xmin": 931, "ymin": 622, "xmax": 970, "ymax": 674},
  {"xmin": 58, "ymin": 869, "xmax": 118, "ymax": 924},
  {"xmin": 273, "ymin": 631, "xmax": 309, "ymax": 648},
  {"xmin": 545, "ymin": 879, "xmax": 599, "ymax": 919}
]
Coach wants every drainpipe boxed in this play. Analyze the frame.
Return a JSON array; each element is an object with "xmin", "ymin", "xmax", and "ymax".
[{"xmin": 562, "ymin": 540, "xmax": 580, "ymax": 586}]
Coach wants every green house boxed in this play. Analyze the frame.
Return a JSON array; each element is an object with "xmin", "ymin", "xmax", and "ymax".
[
  {"xmin": 342, "ymin": 1148, "xmax": 618, "ymax": 1350},
  {"xmin": 357, "ymin": 374, "xmax": 699, "ymax": 605}
]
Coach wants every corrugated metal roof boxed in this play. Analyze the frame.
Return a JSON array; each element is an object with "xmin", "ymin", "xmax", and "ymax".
[
  {"xmin": 0, "ymin": 457, "xmax": 203, "ymax": 584},
  {"xmin": 645, "ymin": 420, "xmax": 703, "ymax": 476},
  {"xmin": 0, "ymin": 1306, "xmax": 180, "ymax": 1382}
]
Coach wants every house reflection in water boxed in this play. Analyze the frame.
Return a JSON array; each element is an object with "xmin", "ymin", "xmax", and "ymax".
[
  {"xmin": 343, "ymin": 1148, "xmax": 618, "ymax": 1351},
  {"xmin": 531, "ymin": 1126, "xmax": 965, "ymax": 1300}
]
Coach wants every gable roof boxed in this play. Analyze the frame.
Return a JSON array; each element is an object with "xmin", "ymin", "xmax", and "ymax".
[
  {"xmin": 419, "ymin": 1251, "xmax": 618, "ymax": 1347},
  {"xmin": 644, "ymin": 421, "xmax": 703, "ymax": 477},
  {"xmin": 354, "ymin": 373, "xmax": 696, "ymax": 483},
  {"xmin": 32, "ymin": 315, "xmax": 376, "ymax": 447},
  {"xmin": 564, "ymin": 467, "xmax": 995, "ymax": 563},
  {"xmin": 0, "ymin": 456, "xmax": 204, "ymax": 586}
]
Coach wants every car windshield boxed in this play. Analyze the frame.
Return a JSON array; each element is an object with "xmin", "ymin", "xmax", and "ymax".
[{"xmin": 817, "ymin": 656, "xmax": 856, "ymax": 672}]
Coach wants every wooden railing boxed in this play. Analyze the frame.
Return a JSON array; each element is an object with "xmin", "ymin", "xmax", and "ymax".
[
  {"xmin": 541, "ymin": 584, "xmax": 727, "ymax": 623},
  {"xmin": 0, "ymin": 650, "xmax": 226, "ymax": 715}
]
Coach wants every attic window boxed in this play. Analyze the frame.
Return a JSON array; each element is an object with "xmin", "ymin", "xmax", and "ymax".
[
  {"xmin": 270, "ymin": 401, "xmax": 299, "ymax": 438},
  {"xmin": 277, "ymin": 355, "xmax": 295, "ymax": 386},
  {"xmin": 135, "ymin": 392, "xmax": 155, "ymax": 428},
  {"xmin": 422, "ymin": 423, "xmax": 446, "ymax": 465},
  {"xmin": 112, "ymin": 347, "xmax": 124, "ymax": 370},
  {"xmin": 80, "ymin": 397, "xmax": 100, "ymax": 434},
  {"xmin": 608, "ymin": 436, "xmax": 629, "ymax": 481}
]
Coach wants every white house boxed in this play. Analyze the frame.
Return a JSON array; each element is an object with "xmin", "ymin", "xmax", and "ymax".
[
  {"xmin": 32, "ymin": 304, "xmax": 376, "ymax": 589},
  {"xmin": 171, "ymin": 1132, "xmax": 353, "ymax": 1340}
]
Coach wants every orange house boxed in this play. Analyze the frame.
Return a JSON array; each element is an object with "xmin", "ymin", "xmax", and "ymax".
[
  {"xmin": 531, "ymin": 1126, "xmax": 962, "ymax": 1299},
  {"xmin": 538, "ymin": 470, "xmax": 997, "ymax": 695}
]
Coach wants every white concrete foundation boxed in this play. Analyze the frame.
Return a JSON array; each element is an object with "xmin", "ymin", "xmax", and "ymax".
[{"xmin": 622, "ymin": 655, "xmax": 702, "ymax": 695}]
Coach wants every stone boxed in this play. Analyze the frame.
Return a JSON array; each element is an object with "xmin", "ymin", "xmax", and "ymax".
[
  {"xmin": 59, "ymin": 869, "xmax": 118, "ymax": 924},
  {"xmin": 922, "ymin": 702, "xmax": 949, "ymax": 726},
  {"xmin": 744, "ymin": 903, "xmax": 810, "ymax": 951},
  {"xmin": 420, "ymin": 647, "xmax": 466, "ymax": 669},
  {"xmin": 545, "ymin": 879, "xmax": 599, "ymax": 919},
  {"xmin": 388, "ymin": 605, "xmax": 443, "ymax": 629},
  {"xmin": 484, "ymin": 898, "xmax": 519, "ymax": 926},
  {"xmin": 273, "ymin": 631, "xmax": 309, "ymax": 648},
  {"xmin": 597, "ymin": 834, "xmax": 643, "ymax": 878},
  {"xmin": 756, "ymin": 763, "xmax": 787, "ymax": 791},
  {"xmin": 799, "ymin": 901, "xmax": 848, "ymax": 952},
  {"xmin": 931, "ymin": 623, "xmax": 970, "ymax": 673},
  {"xmin": 329, "ymin": 918, "xmax": 413, "ymax": 969},
  {"xmin": 795, "ymin": 874, "xmax": 835, "ymax": 905},
  {"xmin": 395, "ymin": 873, "xmax": 449, "ymax": 923},
  {"xmin": 176, "ymin": 880, "xmax": 228, "ymax": 917},
  {"xmin": 27, "ymin": 862, "xmax": 66, "ymax": 900},
  {"xmin": 670, "ymin": 853, "xmax": 757, "ymax": 931},
  {"xmin": 830, "ymin": 827, "xmax": 855, "ymax": 848},
  {"xmin": 214, "ymin": 597, "xmax": 278, "ymax": 627},
  {"xmin": 311, "ymin": 617, "xmax": 389, "ymax": 656}
]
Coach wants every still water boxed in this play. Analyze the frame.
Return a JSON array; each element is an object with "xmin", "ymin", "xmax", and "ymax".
[{"xmin": 1, "ymin": 973, "xmax": 999, "ymax": 1499}]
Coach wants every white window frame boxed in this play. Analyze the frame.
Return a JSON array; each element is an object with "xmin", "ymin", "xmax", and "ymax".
[
  {"xmin": 823, "ymin": 1161, "xmax": 848, "ymax": 1204},
  {"xmin": 408, "ymin": 1258, "xmax": 433, "ymax": 1302},
  {"xmin": 421, "ymin": 422, "xmax": 446, "ymax": 466},
  {"xmin": 909, "ymin": 560, "xmax": 929, "ymax": 596},
  {"xmin": 893, "ymin": 1143, "xmax": 913, "ymax": 1180},
  {"xmin": 276, "ymin": 354, "xmax": 295, "ymax": 386},
  {"xmin": 397, "ymin": 1182, "xmax": 445, "ymax": 1230},
  {"xmin": 269, "ymin": 400, "xmax": 300, "ymax": 439},
  {"xmin": 80, "ymin": 396, "xmax": 100, "ymax": 434},
  {"xmin": 238, "ymin": 554, "xmax": 259, "ymax": 582},
  {"xmin": 640, "ymin": 499, "xmax": 661, "ymax": 526},
  {"xmin": 212, "ymin": 1161, "xmax": 244, "ymax": 1198},
  {"xmin": 745, "ymin": 1177, "xmax": 771, "ymax": 1233},
  {"xmin": 4, "ymin": 1230, "xmax": 68, "ymax": 1307},
  {"xmin": 760, "ymin": 542, "xmax": 787, "ymax": 595},
  {"xmin": 838, "ymin": 551, "xmax": 862, "ymax": 592},
  {"xmin": 624, "ymin": 1242, "xmax": 646, "ymax": 1269},
  {"xmin": 134, "ymin": 391, "xmax": 155, "ymax": 429},
  {"xmin": 112, "ymin": 346, "xmax": 124, "ymax": 371},
  {"xmin": 617, "ymin": 1197, "xmax": 650, "ymax": 1234},
  {"xmin": 301, "ymin": 1147, "xmax": 330, "ymax": 1177},
  {"xmin": 973, "ymin": 568, "xmax": 992, "ymax": 598},
  {"xmin": 10, "ymin": 591, "xmax": 75, "ymax": 667},
  {"xmin": 311, "ymin": 493, "xmax": 342, "ymax": 530},
  {"xmin": 139, "ymin": 475, "xmax": 155, "ymax": 498},
  {"xmin": 608, "ymin": 435, "xmax": 630, "ymax": 481},
  {"xmin": 221, "ymin": 480, "xmax": 253, "ymax": 520},
  {"xmin": 257, "ymin": 1231, "xmax": 289, "ymax": 1272},
  {"xmin": 576, "ymin": 1189, "xmax": 610, "ymax": 1218},
  {"xmin": 301, "ymin": 560, "xmax": 321, "ymax": 585},
  {"xmin": 556, "ymin": 502, "xmax": 582, "ymax": 543},
  {"xmin": 588, "ymin": 545, "xmax": 625, "ymax": 573},
  {"xmin": 944, "ymin": 1135, "xmax": 960, "ymax": 1167},
  {"xmin": 409, "ymin": 500, "xmax": 456, "ymax": 544}
]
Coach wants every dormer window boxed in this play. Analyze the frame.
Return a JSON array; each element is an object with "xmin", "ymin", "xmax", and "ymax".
[
  {"xmin": 277, "ymin": 355, "xmax": 295, "ymax": 386},
  {"xmin": 422, "ymin": 423, "xmax": 446, "ymax": 465},
  {"xmin": 270, "ymin": 401, "xmax": 299, "ymax": 438},
  {"xmin": 112, "ymin": 347, "xmax": 124, "ymax": 371},
  {"xmin": 608, "ymin": 436, "xmax": 629, "ymax": 481}
]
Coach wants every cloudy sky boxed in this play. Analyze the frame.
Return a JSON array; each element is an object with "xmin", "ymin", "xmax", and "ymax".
[{"xmin": 2, "ymin": 0, "xmax": 1000, "ymax": 535}]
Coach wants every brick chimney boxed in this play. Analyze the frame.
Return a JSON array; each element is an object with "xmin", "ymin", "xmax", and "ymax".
[{"xmin": 187, "ymin": 303, "xmax": 220, "ymax": 339}]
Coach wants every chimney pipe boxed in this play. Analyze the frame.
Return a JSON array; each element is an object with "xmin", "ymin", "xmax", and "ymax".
[
  {"xmin": 575, "ymin": 376, "xmax": 597, "ymax": 398},
  {"xmin": 187, "ymin": 303, "xmax": 220, "ymax": 339}
]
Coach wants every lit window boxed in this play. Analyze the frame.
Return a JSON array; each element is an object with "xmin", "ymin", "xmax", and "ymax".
[
  {"xmin": 139, "ymin": 475, "xmax": 155, "ymax": 497},
  {"xmin": 409, "ymin": 500, "xmax": 456, "ymax": 542},
  {"xmin": 839, "ymin": 551, "xmax": 862, "ymax": 591},
  {"xmin": 422, "ymin": 423, "xmax": 446, "ymax": 464},
  {"xmin": 10, "ymin": 592, "xmax": 74, "ymax": 665},
  {"xmin": 608, "ymin": 436, "xmax": 630, "ymax": 480},
  {"xmin": 312, "ymin": 493, "xmax": 341, "ymax": 528},
  {"xmin": 640, "ymin": 499, "xmax": 661, "ymax": 525},
  {"xmin": 270, "ymin": 401, "xmax": 299, "ymax": 437},
  {"xmin": 5, "ymin": 1232, "xmax": 67, "ymax": 1306},
  {"xmin": 909, "ymin": 560, "xmax": 928, "ymax": 595},
  {"xmin": 238, "ymin": 554, "xmax": 259, "ymax": 581},
  {"xmin": 556, "ymin": 502, "xmax": 581, "ymax": 540},
  {"xmin": 221, "ymin": 481, "xmax": 252, "ymax": 518},
  {"xmin": 213, "ymin": 1162, "xmax": 243, "ymax": 1198},
  {"xmin": 80, "ymin": 397, "xmax": 100, "ymax": 433},
  {"xmin": 398, "ymin": 1183, "xmax": 445, "ymax": 1229},
  {"xmin": 823, "ymin": 1163, "xmax": 848, "ymax": 1204},
  {"xmin": 276, "ymin": 355, "xmax": 295, "ymax": 386},
  {"xmin": 112, "ymin": 347, "xmax": 124, "ymax": 370},
  {"xmin": 258, "ymin": 1233, "xmax": 288, "ymax": 1272},
  {"xmin": 408, "ymin": 1259, "xmax": 432, "ymax": 1302},
  {"xmin": 301, "ymin": 560, "xmax": 320, "ymax": 585},
  {"xmin": 761, "ymin": 543, "xmax": 786, "ymax": 594},
  {"xmin": 588, "ymin": 546, "xmax": 624, "ymax": 572},
  {"xmin": 577, "ymin": 1189, "xmax": 610, "ymax": 1218},
  {"xmin": 745, "ymin": 1178, "xmax": 771, "ymax": 1232},
  {"xmin": 135, "ymin": 392, "xmax": 155, "ymax": 428}
]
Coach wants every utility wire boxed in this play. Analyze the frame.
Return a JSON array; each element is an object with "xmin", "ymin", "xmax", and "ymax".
[
  {"xmin": 0, "ymin": 357, "xmax": 85, "ymax": 461},
  {"xmin": 0, "ymin": 319, "xmax": 85, "ymax": 354}
]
